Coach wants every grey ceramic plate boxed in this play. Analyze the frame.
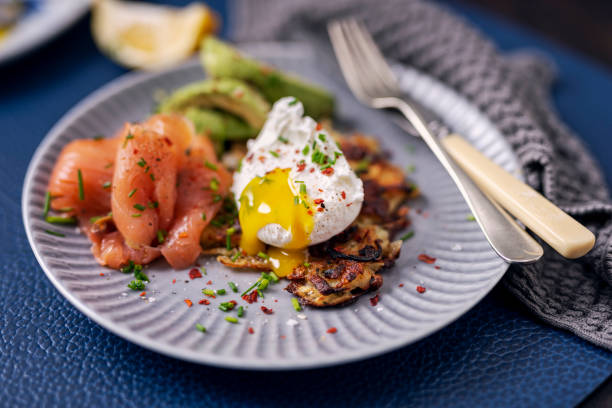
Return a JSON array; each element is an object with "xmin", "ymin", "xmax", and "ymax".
[{"xmin": 23, "ymin": 43, "xmax": 516, "ymax": 370}]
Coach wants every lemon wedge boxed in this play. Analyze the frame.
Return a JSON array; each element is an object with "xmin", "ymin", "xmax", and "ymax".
[{"xmin": 92, "ymin": 0, "xmax": 218, "ymax": 70}]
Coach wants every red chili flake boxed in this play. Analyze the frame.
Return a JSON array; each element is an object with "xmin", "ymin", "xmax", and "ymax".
[
  {"xmin": 274, "ymin": 299, "xmax": 278, "ymax": 303},
  {"xmin": 318, "ymin": 188, "xmax": 323, "ymax": 192},
  {"xmin": 258, "ymin": 156, "xmax": 266, "ymax": 163},
  {"xmin": 99, "ymin": 273, "xmax": 104, "ymax": 276},
  {"xmin": 313, "ymin": 198, "xmax": 324, "ymax": 204},
  {"xmin": 198, "ymin": 299, "xmax": 210, "ymax": 305},
  {"xmin": 248, "ymin": 327, "xmax": 255, "ymax": 334},
  {"xmin": 189, "ymin": 268, "xmax": 202, "ymax": 279},
  {"xmin": 297, "ymin": 162, "xmax": 306, "ymax": 172},
  {"xmin": 140, "ymin": 291, "xmax": 146, "ymax": 297},
  {"xmin": 341, "ymin": 191, "xmax": 346, "ymax": 199},
  {"xmin": 163, "ymin": 137, "xmax": 173, "ymax": 146},
  {"xmin": 280, "ymin": 335, "xmax": 286, "ymax": 340},
  {"xmin": 307, "ymin": 210, "xmax": 313, "ymax": 215},
  {"xmin": 346, "ymin": 203, "xmax": 352, "ymax": 207},
  {"xmin": 326, "ymin": 327, "xmax": 337, "ymax": 334},
  {"xmin": 172, "ymin": 279, "xmax": 176, "ymax": 284},
  {"xmin": 242, "ymin": 290, "xmax": 258, "ymax": 304},
  {"xmin": 370, "ymin": 294, "xmax": 380, "ymax": 306},
  {"xmin": 398, "ymin": 283, "xmax": 404, "ymax": 287},
  {"xmin": 246, "ymin": 154, "xmax": 254, "ymax": 162},
  {"xmin": 416, "ymin": 285, "xmax": 426, "ymax": 294},
  {"xmin": 316, "ymin": 123, "xmax": 322, "ymax": 131},
  {"xmin": 295, "ymin": 149, "xmax": 300, "ymax": 154},
  {"xmin": 133, "ymin": 149, "xmax": 139, "ymax": 154},
  {"xmin": 206, "ymin": 280, "xmax": 212, "ymax": 285},
  {"xmin": 418, "ymin": 254, "xmax": 436, "ymax": 264},
  {"xmin": 321, "ymin": 167, "xmax": 334, "ymax": 176},
  {"xmin": 184, "ymin": 299, "xmax": 193, "ymax": 307},
  {"xmin": 434, "ymin": 266, "xmax": 441, "ymax": 270},
  {"xmin": 309, "ymin": 168, "xmax": 315, "ymax": 173},
  {"xmin": 317, "ymin": 207, "xmax": 324, "ymax": 212},
  {"xmin": 261, "ymin": 306, "xmax": 274, "ymax": 315}
]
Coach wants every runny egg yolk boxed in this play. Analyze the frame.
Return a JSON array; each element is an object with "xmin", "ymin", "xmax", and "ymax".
[{"xmin": 238, "ymin": 168, "xmax": 313, "ymax": 277}]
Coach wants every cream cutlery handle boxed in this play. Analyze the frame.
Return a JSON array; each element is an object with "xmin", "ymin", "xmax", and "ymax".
[{"xmin": 441, "ymin": 134, "xmax": 595, "ymax": 259}]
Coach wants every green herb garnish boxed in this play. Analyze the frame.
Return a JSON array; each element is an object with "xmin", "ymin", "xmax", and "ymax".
[
  {"xmin": 122, "ymin": 133, "xmax": 134, "ymax": 148},
  {"xmin": 257, "ymin": 251, "xmax": 269, "ymax": 260},
  {"xmin": 278, "ymin": 135, "xmax": 289, "ymax": 143},
  {"xmin": 195, "ymin": 323, "xmax": 206, "ymax": 333},
  {"xmin": 137, "ymin": 158, "xmax": 146, "ymax": 167},
  {"xmin": 288, "ymin": 98, "xmax": 298, "ymax": 106},
  {"xmin": 217, "ymin": 288, "xmax": 226, "ymax": 295},
  {"xmin": 102, "ymin": 181, "xmax": 111, "ymax": 189},
  {"xmin": 466, "ymin": 214, "xmax": 476, "ymax": 221},
  {"xmin": 202, "ymin": 288, "xmax": 215, "ymax": 297},
  {"xmin": 127, "ymin": 280, "xmax": 145, "ymax": 291},
  {"xmin": 237, "ymin": 306, "xmax": 244, "ymax": 318},
  {"xmin": 213, "ymin": 194, "xmax": 222, "ymax": 203},
  {"xmin": 258, "ymin": 278, "xmax": 269, "ymax": 291},
  {"xmin": 318, "ymin": 133, "xmax": 327, "ymax": 142},
  {"xmin": 128, "ymin": 188, "xmax": 137, "ymax": 198},
  {"xmin": 231, "ymin": 252, "xmax": 240, "ymax": 262},
  {"xmin": 400, "ymin": 231, "xmax": 414, "ymax": 241},
  {"xmin": 291, "ymin": 298, "xmax": 302, "ymax": 312},
  {"xmin": 269, "ymin": 150, "xmax": 280, "ymax": 158},
  {"xmin": 131, "ymin": 213, "xmax": 141, "ymax": 218},
  {"xmin": 268, "ymin": 272, "xmax": 280, "ymax": 283},
  {"xmin": 45, "ymin": 216, "xmax": 77, "ymax": 225},
  {"xmin": 133, "ymin": 203, "xmax": 145, "ymax": 211},
  {"xmin": 225, "ymin": 316, "xmax": 238, "ymax": 324},
  {"xmin": 157, "ymin": 229, "xmax": 166, "ymax": 243},
  {"xmin": 302, "ymin": 145, "xmax": 310, "ymax": 155},
  {"xmin": 204, "ymin": 160, "xmax": 218, "ymax": 171},
  {"xmin": 44, "ymin": 229, "xmax": 65, "ymax": 237},
  {"xmin": 210, "ymin": 178, "xmax": 219, "ymax": 191},
  {"xmin": 77, "ymin": 169, "xmax": 84, "ymax": 201},
  {"xmin": 228, "ymin": 282, "xmax": 238, "ymax": 293},
  {"xmin": 299, "ymin": 183, "xmax": 307, "ymax": 195}
]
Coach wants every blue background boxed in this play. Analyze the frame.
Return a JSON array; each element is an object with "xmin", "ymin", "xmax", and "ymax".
[{"xmin": 0, "ymin": 1, "xmax": 610, "ymax": 407}]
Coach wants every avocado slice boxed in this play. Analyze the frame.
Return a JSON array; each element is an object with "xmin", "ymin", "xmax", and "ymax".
[
  {"xmin": 158, "ymin": 77, "xmax": 270, "ymax": 128},
  {"xmin": 200, "ymin": 37, "xmax": 335, "ymax": 119},
  {"xmin": 183, "ymin": 107, "xmax": 259, "ymax": 141}
]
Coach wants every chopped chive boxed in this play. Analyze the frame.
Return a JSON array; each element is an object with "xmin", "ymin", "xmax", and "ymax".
[
  {"xmin": 231, "ymin": 252, "xmax": 240, "ymax": 262},
  {"xmin": 258, "ymin": 278, "xmax": 269, "ymax": 291},
  {"xmin": 157, "ymin": 229, "xmax": 166, "ymax": 243},
  {"xmin": 288, "ymin": 98, "xmax": 298, "ymax": 106},
  {"xmin": 144, "ymin": 166, "xmax": 150, "ymax": 174},
  {"xmin": 269, "ymin": 150, "xmax": 280, "ymax": 158},
  {"xmin": 400, "ymin": 231, "xmax": 414, "ymax": 241},
  {"xmin": 299, "ymin": 184, "xmax": 307, "ymax": 195},
  {"xmin": 318, "ymin": 133, "xmax": 327, "ymax": 142},
  {"xmin": 133, "ymin": 203, "xmax": 145, "ymax": 211},
  {"xmin": 217, "ymin": 288, "xmax": 226, "ymax": 295},
  {"xmin": 202, "ymin": 288, "xmax": 215, "ymax": 296},
  {"xmin": 278, "ymin": 135, "xmax": 289, "ymax": 143},
  {"xmin": 137, "ymin": 158, "xmax": 146, "ymax": 167},
  {"xmin": 406, "ymin": 144, "xmax": 416, "ymax": 153},
  {"xmin": 121, "ymin": 261, "xmax": 135, "ymax": 274},
  {"xmin": 93, "ymin": 135, "xmax": 104, "ymax": 141},
  {"xmin": 210, "ymin": 178, "xmax": 219, "ymax": 191},
  {"xmin": 240, "ymin": 279, "xmax": 262, "ymax": 297},
  {"xmin": 201, "ymin": 213, "xmax": 207, "ymax": 221},
  {"xmin": 200, "ymin": 267, "xmax": 207, "ymax": 276},
  {"xmin": 302, "ymin": 201, "xmax": 309, "ymax": 209},
  {"xmin": 292, "ymin": 297, "xmax": 302, "ymax": 312},
  {"xmin": 134, "ymin": 268, "xmax": 149, "ymax": 282},
  {"xmin": 303, "ymin": 262, "xmax": 311, "ymax": 267},
  {"xmin": 302, "ymin": 145, "xmax": 310, "ymax": 155},
  {"xmin": 148, "ymin": 201, "xmax": 159, "ymax": 209},
  {"xmin": 77, "ymin": 169, "xmax": 84, "ymax": 201},
  {"xmin": 466, "ymin": 214, "xmax": 476, "ymax": 221},
  {"xmin": 406, "ymin": 164, "xmax": 416, "ymax": 174},
  {"xmin": 225, "ymin": 316, "xmax": 238, "ymax": 324},
  {"xmin": 294, "ymin": 196, "xmax": 299, "ymax": 205},
  {"xmin": 43, "ymin": 191, "xmax": 52, "ymax": 218},
  {"xmin": 45, "ymin": 216, "xmax": 77, "ymax": 225},
  {"xmin": 149, "ymin": 173, "xmax": 155, "ymax": 181},
  {"xmin": 44, "ymin": 229, "xmax": 65, "ymax": 237},
  {"xmin": 268, "ymin": 272, "xmax": 280, "ymax": 283},
  {"xmin": 237, "ymin": 159, "xmax": 243, "ymax": 172},
  {"xmin": 334, "ymin": 151, "xmax": 342, "ymax": 159},
  {"xmin": 257, "ymin": 251, "xmax": 269, "ymax": 260},
  {"xmin": 257, "ymin": 289, "xmax": 264, "ymax": 299},
  {"xmin": 320, "ymin": 163, "xmax": 332, "ymax": 170},
  {"xmin": 237, "ymin": 306, "xmax": 244, "ymax": 318},
  {"xmin": 204, "ymin": 160, "xmax": 218, "ymax": 171},
  {"xmin": 58, "ymin": 207, "xmax": 74, "ymax": 212},
  {"xmin": 228, "ymin": 282, "xmax": 238, "ymax": 293},
  {"xmin": 261, "ymin": 272, "xmax": 272, "ymax": 281},
  {"xmin": 355, "ymin": 159, "xmax": 370, "ymax": 173},
  {"xmin": 122, "ymin": 133, "xmax": 134, "ymax": 148},
  {"xmin": 102, "ymin": 181, "xmax": 111, "ymax": 189},
  {"xmin": 195, "ymin": 323, "xmax": 206, "ymax": 333},
  {"xmin": 213, "ymin": 194, "xmax": 222, "ymax": 203},
  {"xmin": 127, "ymin": 280, "xmax": 145, "ymax": 291},
  {"xmin": 104, "ymin": 162, "xmax": 113, "ymax": 169},
  {"xmin": 131, "ymin": 213, "xmax": 141, "ymax": 218},
  {"xmin": 128, "ymin": 188, "xmax": 137, "ymax": 198}
]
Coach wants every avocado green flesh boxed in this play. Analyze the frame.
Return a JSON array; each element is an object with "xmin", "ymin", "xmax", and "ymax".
[
  {"xmin": 158, "ymin": 78, "xmax": 270, "ymax": 128},
  {"xmin": 201, "ymin": 37, "xmax": 335, "ymax": 119},
  {"xmin": 183, "ymin": 107, "xmax": 258, "ymax": 141}
]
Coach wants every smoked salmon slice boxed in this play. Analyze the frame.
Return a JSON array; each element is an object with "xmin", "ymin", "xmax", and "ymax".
[{"xmin": 46, "ymin": 113, "xmax": 230, "ymax": 271}]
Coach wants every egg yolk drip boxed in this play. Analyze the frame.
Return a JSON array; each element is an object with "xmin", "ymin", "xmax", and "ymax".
[{"xmin": 238, "ymin": 168, "xmax": 313, "ymax": 277}]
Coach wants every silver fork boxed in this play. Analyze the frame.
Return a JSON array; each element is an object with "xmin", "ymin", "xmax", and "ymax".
[{"xmin": 328, "ymin": 18, "xmax": 543, "ymax": 263}]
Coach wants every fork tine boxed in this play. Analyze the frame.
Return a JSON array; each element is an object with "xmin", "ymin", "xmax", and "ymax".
[
  {"xmin": 327, "ymin": 21, "xmax": 371, "ymax": 103},
  {"xmin": 346, "ymin": 19, "xmax": 399, "ymax": 91}
]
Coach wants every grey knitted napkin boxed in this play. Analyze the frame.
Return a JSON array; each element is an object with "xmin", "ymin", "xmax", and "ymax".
[{"xmin": 231, "ymin": 0, "xmax": 612, "ymax": 349}]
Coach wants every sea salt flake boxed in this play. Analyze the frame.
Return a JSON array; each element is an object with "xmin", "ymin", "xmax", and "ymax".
[
  {"xmin": 451, "ymin": 243, "xmax": 462, "ymax": 251},
  {"xmin": 286, "ymin": 319, "xmax": 298, "ymax": 327},
  {"xmin": 377, "ymin": 307, "xmax": 384, "ymax": 312},
  {"xmin": 296, "ymin": 313, "xmax": 307, "ymax": 320}
]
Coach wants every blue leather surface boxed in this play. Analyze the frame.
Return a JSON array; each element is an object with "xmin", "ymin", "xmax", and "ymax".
[{"xmin": 0, "ymin": 1, "xmax": 610, "ymax": 407}]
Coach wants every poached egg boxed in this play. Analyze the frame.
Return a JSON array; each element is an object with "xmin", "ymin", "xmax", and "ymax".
[{"xmin": 232, "ymin": 97, "xmax": 364, "ymax": 277}]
